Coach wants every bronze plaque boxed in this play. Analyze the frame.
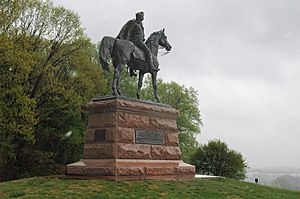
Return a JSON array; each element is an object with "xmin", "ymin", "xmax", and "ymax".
[
  {"xmin": 135, "ymin": 129, "xmax": 164, "ymax": 145},
  {"xmin": 94, "ymin": 129, "xmax": 106, "ymax": 141}
]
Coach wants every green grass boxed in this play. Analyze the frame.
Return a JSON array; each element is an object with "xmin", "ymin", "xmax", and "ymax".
[{"xmin": 0, "ymin": 177, "xmax": 300, "ymax": 199}]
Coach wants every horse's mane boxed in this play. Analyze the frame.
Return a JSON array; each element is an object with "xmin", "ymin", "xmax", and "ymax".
[{"xmin": 145, "ymin": 31, "xmax": 160, "ymax": 45}]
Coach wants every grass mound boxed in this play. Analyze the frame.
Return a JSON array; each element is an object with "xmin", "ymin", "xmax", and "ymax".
[{"xmin": 0, "ymin": 177, "xmax": 300, "ymax": 198}]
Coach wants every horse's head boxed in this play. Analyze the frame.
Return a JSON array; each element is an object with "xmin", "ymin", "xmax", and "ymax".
[{"xmin": 158, "ymin": 28, "xmax": 172, "ymax": 51}]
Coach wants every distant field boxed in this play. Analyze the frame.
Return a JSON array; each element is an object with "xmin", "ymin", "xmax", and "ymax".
[
  {"xmin": 0, "ymin": 176, "xmax": 300, "ymax": 198},
  {"xmin": 246, "ymin": 168, "xmax": 300, "ymax": 190}
]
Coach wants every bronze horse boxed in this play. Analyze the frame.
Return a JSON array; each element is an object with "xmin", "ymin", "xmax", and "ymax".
[{"xmin": 99, "ymin": 29, "xmax": 172, "ymax": 102}]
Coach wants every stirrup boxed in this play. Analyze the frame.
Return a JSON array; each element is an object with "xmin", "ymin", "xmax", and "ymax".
[
  {"xmin": 130, "ymin": 71, "xmax": 138, "ymax": 77},
  {"xmin": 151, "ymin": 68, "xmax": 160, "ymax": 72}
]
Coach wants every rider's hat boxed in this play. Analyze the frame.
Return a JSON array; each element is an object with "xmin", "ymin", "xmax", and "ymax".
[{"xmin": 135, "ymin": 11, "xmax": 144, "ymax": 18}]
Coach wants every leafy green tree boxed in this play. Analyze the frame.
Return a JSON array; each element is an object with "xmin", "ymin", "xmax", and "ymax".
[
  {"xmin": 0, "ymin": 0, "xmax": 107, "ymax": 180},
  {"xmin": 0, "ymin": 34, "xmax": 37, "ymax": 181},
  {"xmin": 191, "ymin": 139, "xmax": 248, "ymax": 180}
]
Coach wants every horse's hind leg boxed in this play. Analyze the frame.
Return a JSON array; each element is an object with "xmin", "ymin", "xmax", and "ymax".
[
  {"xmin": 137, "ymin": 72, "xmax": 144, "ymax": 99},
  {"xmin": 117, "ymin": 69, "xmax": 122, "ymax": 96},
  {"xmin": 112, "ymin": 71, "xmax": 118, "ymax": 96}
]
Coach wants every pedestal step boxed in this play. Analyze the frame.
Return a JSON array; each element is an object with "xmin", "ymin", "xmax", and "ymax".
[{"xmin": 67, "ymin": 159, "xmax": 195, "ymax": 180}]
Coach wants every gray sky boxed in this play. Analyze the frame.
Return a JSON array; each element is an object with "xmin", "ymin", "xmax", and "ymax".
[{"xmin": 52, "ymin": 0, "xmax": 300, "ymax": 168}]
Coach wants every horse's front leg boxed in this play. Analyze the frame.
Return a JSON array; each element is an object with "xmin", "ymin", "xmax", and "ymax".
[
  {"xmin": 137, "ymin": 72, "xmax": 144, "ymax": 99},
  {"xmin": 112, "ymin": 65, "xmax": 122, "ymax": 96},
  {"xmin": 151, "ymin": 72, "xmax": 161, "ymax": 102}
]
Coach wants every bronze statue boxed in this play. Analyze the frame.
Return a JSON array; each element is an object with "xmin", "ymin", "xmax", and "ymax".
[
  {"xmin": 117, "ymin": 12, "xmax": 157, "ymax": 76},
  {"xmin": 99, "ymin": 12, "xmax": 172, "ymax": 102}
]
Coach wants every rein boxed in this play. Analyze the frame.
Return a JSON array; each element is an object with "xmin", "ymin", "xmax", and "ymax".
[{"xmin": 158, "ymin": 50, "xmax": 170, "ymax": 57}]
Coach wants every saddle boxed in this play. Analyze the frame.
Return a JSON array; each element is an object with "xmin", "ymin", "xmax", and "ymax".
[{"xmin": 133, "ymin": 46, "xmax": 159, "ymax": 68}]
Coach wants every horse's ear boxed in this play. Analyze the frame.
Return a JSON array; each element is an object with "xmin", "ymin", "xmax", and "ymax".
[{"xmin": 162, "ymin": 28, "xmax": 165, "ymax": 32}]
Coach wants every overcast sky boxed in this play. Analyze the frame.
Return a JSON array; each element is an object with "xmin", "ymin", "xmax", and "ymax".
[{"xmin": 52, "ymin": 0, "xmax": 300, "ymax": 169}]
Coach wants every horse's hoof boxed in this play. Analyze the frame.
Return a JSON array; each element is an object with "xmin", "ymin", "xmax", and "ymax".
[{"xmin": 112, "ymin": 92, "xmax": 119, "ymax": 97}]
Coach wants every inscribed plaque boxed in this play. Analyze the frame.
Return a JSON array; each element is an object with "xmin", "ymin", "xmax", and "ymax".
[{"xmin": 135, "ymin": 129, "xmax": 164, "ymax": 145}]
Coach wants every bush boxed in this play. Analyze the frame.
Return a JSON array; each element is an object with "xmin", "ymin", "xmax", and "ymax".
[{"xmin": 191, "ymin": 139, "xmax": 247, "ymax": 180}]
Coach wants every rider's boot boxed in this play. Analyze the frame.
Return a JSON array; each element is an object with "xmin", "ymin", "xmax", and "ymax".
[
  {"xmin": 148, "ymin": 56, "xmax": 160, "ymax": 72},
  {"xmin": 130, "ymin": 69, "xmax": 137, "ymax": 77}
]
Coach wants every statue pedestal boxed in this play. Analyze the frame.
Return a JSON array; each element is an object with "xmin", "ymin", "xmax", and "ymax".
[{"xmin": 66, "ymin": 96, "xmax": 195, "ymax": 180}]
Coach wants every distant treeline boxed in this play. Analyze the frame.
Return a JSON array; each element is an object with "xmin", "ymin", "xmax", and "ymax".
[{"xmin": 246, "ymin": 169, "xmax": 300, "ymax": 190}]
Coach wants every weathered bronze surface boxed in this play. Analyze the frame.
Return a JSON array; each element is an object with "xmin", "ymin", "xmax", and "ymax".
[
  {"xmin": 117, "ymin": 12, "xmax": 156, "ymax": 75},
  {"xmin": 99, "ymin": 12, "xmax": 172, "ymax": 102}
]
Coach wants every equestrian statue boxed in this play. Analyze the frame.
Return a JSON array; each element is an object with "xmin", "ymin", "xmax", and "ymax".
[{"xmin": 99, "ymin": 11, "xmax": 172, "ymax": 102}]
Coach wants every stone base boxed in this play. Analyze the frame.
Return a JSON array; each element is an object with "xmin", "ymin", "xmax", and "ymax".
[
  {"xmin": 66, "ymin": 159, "xmax": 195, "ymax": 180},
  {"xmin": 66, "ymin": 96, "xmax": 196, "ymax": 180}
]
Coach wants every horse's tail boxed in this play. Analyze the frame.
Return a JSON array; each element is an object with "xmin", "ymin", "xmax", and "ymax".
[{"xmin": 99, "ymin": 36, "xmax": 116, "ymax": 72}]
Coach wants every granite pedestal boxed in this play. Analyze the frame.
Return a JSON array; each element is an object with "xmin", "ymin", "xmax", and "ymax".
[{"xmin": 66, "ymin": 96, "xmax": 195, "ymax": 180}]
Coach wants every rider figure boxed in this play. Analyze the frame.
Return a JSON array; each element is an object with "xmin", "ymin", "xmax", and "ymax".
[{"xmin": 117, "ymin": 11, "xmax": 158, "ymax": 76}]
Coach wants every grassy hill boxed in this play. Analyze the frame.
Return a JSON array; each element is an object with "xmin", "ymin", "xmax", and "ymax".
[{"xmin": 0, "ymin": 177, "xmax": 300, "ymax": 198}]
